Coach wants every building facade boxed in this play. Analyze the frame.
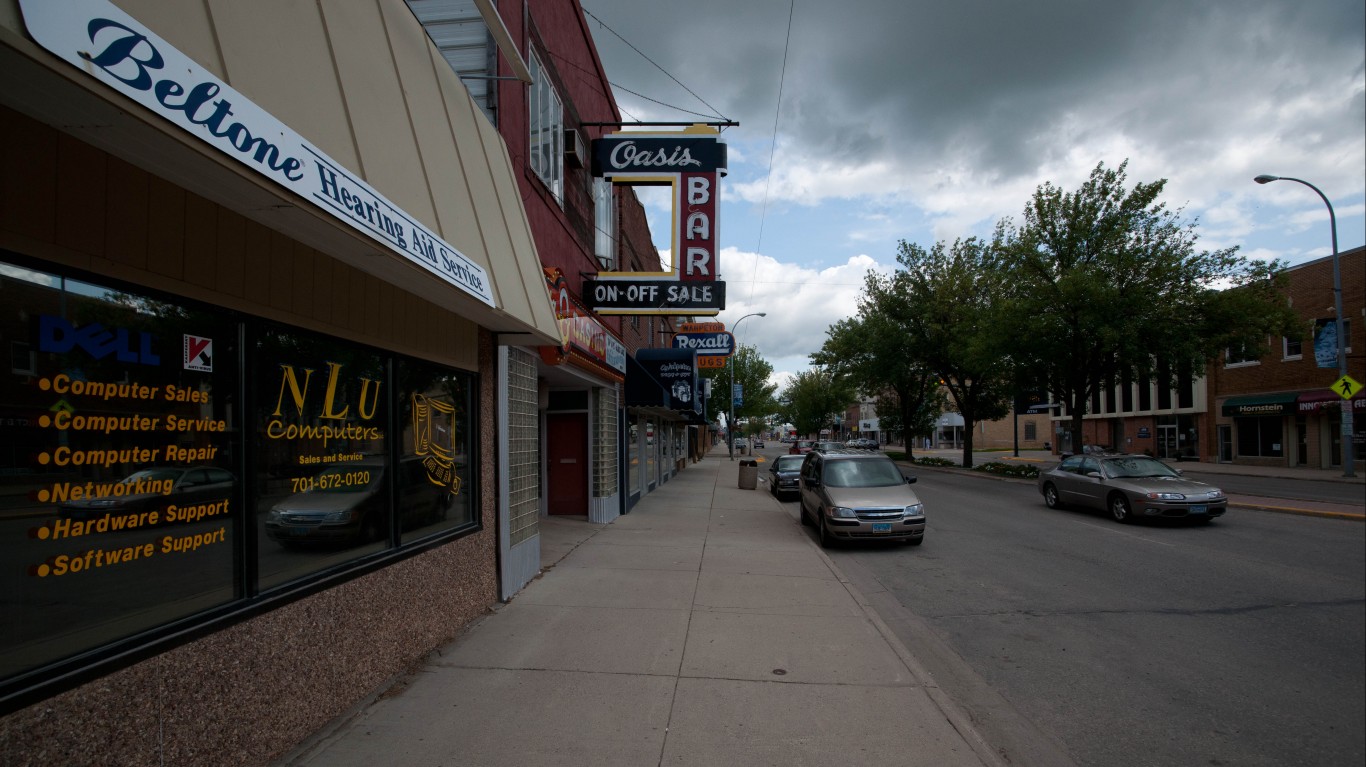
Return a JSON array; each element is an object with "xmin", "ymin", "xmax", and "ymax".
[
  {"xmin": 1208, "ymin": 247, "xmax": 1364, "ymax": 469},
  {"xmin": 0, "ymin": 0, "xmax": 566, "ymax": 763}
]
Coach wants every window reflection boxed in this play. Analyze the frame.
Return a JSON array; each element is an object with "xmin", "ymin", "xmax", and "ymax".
[{"xmin": 255, "ymin": 328, "xmax": 388, "ymax": 590}]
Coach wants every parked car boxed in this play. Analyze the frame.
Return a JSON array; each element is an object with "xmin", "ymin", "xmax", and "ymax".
[
  {"xmin": 798, "ymin": 451, "xmax": 925, "ymax": 547},
  {"xmin": 811, "ymin": 441, "xmax": 845, "ymax": 453},
  {"xmin": 767, "ymin": 454, "xmax": 805, "ymax": 500},
  {"xmin": 266, "ymin": 458, "xmax": 451, "ymax": 545},
  {"xmin": 1037, "ymin": 453, "xmax": 1227, "ymax": 524},
  {"xmin": 59, "ymin": 465, "xmax": 235, "ymax": 521},
  {"xmin": 845, "ymin": 438, "xmax": 878, "ymax": 450},
  {"xmin": 752, "ymin": 438, "xmax": 765, "ymax": 449},
  {"xmin": 788, "ymin": 439, "xmax": 817, "ymax": 455}
]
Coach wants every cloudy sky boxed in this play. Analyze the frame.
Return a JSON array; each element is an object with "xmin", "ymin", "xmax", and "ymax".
[{"xmin": 580, "ymin": 0, "xmax": 1365, "ymax": 388}]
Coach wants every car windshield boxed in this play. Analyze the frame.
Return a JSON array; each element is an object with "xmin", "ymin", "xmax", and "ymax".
[
  {"xmin": 823, "ymin": 459, "xmax": 904, "ymax": 488},
  {"xmin": 775, "ymin": 456, "xmax": 805, "ymax": 471},
  {"xmin": 1102, "ymin": 456, "xmax": 1180, "ymax": 479}
]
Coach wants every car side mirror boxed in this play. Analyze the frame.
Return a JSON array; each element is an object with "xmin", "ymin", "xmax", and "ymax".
[
  {"xmin": 903, "ymin": 474, "xmax": 917, "ymax": 484},
  {"xmin": 805, "ymin": 478, "xmax": 820, "ymax": 488},
  {"xmin": 1086, "ymin": 471, "xmax": 1102, "ymax": 479}
]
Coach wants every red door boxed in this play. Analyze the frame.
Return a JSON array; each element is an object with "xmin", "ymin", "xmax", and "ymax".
[{"xmin": 546, "ymin": 413, "xmax": 588, "ymax": 515}]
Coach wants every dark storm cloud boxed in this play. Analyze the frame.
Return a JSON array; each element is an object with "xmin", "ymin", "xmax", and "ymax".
[{"xmin": 584, "ymin": 0, "xmax": 1364, "ymax": 193}]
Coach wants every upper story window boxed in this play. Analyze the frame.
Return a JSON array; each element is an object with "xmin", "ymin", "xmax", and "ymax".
[
  {"xmin": 593, "ymin": 178, "xmax": 617, "ymax": 269},
  {"xmin": 1225, "ymin": 337, "xmax": 1263, "ymax": 367},
  {"xmin": 528, "ymin": 50, "xmax": 563, "ymax": 203},
  {"xmin": 1282, "ymin": 335, "xmax": 1302, "ymax": 360}
]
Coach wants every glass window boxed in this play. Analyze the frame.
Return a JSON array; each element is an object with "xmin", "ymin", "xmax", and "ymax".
[
  {"xmin": 395, "ymin": 359, "xmax": 477, "ymax": 542},
  {"xmin": 627, "ymin": 420, "xmax": 640, "ymax": 496},
  {"xmin": 255, "ymin": 327, "xmax": 389, "ymax": 590},
  {"xmin": 1225, "ymin": 337, "xmax": 1264, "ymax": 366},
  {"xmin": 1, "ymin": 262, "xmax": 239, "ymax": 681},
  {"xmin": 528, "ymin": 50, "xmax": 563, "ymax": 202},
  {"xmin": 1235, "ymin": 416, "xmax": 1283, "ymax": 458},
  {"xmin": 594, "ymin": 178, "xmax": 616, "ymax": 269},
  {"xmin": 1283, "ymin": 336, "xmax": 1302, "ymax": 359}
]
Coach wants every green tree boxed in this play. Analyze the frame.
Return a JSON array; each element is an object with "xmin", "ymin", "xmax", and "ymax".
[
  {"xmin": 700, "ymin": 344, "xmax": 776, "ymax": 433},
  {"xmin": 890, "ymin": 237, "xmax": 1015, "ymax": 466},
  {"xmin": 996, "ymin": 161, "xmax": 1298, "ymax": 455},
  {"xmin": 810, "ymin": 307, "xmax": 942, "ymax": 455},
  {"xmin": 779, "ymin": 367, "xmax": 855, "ymax": 438}
]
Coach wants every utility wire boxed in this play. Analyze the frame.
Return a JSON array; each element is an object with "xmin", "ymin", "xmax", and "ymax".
[
  {"xmin": 582, "ymin": 6, "xmax": 730, "ymax": 121},
  {"xmin": 742, "ymin": 0, "xmax": 796, "ymax": 321}
]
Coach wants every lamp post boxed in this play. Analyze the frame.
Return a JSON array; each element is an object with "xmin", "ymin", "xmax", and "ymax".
[
  {"xmin": 1254, "ymin": 174, "xmax": 1354, "ymax": 477},
  {"xmin": 727, "ymin": 312, "xmax": 766, "ymax": 461}
]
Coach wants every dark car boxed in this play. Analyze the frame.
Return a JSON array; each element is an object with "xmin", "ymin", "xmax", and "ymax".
[
  {"xmin": 1037, "ymin": 453, "xmax": 1227, "ymax": 523},
  {"xmin": 59, "ymin": 465, "xmax": 235, "ymax": 522},
  {"xmin": 798, "ymin": 451, "xmax": 925, "ymax": 547},
  {"xmin": 767, "ymin": 454, "xmax": 805, "ymax": 500}
]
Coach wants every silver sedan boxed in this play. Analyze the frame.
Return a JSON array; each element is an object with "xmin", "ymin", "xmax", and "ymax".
[{"xmin": 1038, "ymin": 454, "xmax": 1227, "ymax": 523}]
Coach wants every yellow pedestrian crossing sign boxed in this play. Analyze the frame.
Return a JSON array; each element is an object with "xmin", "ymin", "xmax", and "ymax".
[{"xmin": 1331, "ymin": 375, "xmax": 1361, "ymax": 400}]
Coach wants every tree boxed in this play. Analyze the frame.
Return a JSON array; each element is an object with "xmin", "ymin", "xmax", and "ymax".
[
  {"xmin": 699, "ymin": 344, "xmax": 776, "ymax": 433},
  {"xmin": 996, "ymin": 160, "xmax": 1298, "ymax": 454},
  {"xmin": 779, "ymin": 368, "xmax": 854, "ymax": 438},
  {"xmin": 889, "ymin": 237, "xmax": 1015, "ymax": 466},
  {"xmin": 811, "ymin": 305, "xmax": 942, "ymax": 455}
]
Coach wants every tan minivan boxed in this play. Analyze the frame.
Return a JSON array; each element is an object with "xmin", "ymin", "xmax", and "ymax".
[{"xmin": 798, "ymin": 451, "xmax": 926, "ymax": 547}]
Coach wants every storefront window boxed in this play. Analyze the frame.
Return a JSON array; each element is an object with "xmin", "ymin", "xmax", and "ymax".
[
  {"xmin": 1235, "ymin": 416, "xmax": 1283, "ymax": 458},
  {"xmin": 395, "ymin": 359, "xmax": 477, "ymax": 541},
  {"xmin": 627, "ymin": 420, "xmax": 639, "ymax": 496},
  {"xmin": 255, "ymin": 328, "xmax": 388, "ymax": 590},
  {"xmin": 645, "ymin": 420, "xmax": 657, "ymax": 488},
  {"xmin": 1, "ymin": 261, "xmax": 239, "ymax": 680},
  {"xmin": 2, "ymin": 256, "xmax": 483, "ymax": 694}
]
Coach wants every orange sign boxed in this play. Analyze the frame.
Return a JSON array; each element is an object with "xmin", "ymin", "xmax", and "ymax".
[{"xmin": 698, "ymin": 355, "xmax": 726, "ymax": 369}]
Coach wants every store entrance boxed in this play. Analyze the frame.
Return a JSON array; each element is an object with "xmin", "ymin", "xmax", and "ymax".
[{"xmin": 546, "ymin": 413, "xmax": 588, "ymax": 515}]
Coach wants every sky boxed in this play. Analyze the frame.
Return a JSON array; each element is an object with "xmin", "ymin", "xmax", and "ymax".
[{"xmin": 580, "ymin": 0, "xmax": 1366, "ymax": 390}]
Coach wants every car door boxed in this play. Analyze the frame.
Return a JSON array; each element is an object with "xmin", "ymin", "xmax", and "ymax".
[
  {"xmin": 1072, "ymin": 456, "xmax": 1106, "ymax": 510},
  {"xmin": 798, "ymin": 453, "xmax": 822, "ymax": 516},
  {"xmin": 1052, "ymin": 455, "xmax": 1086, "ymax": 504}
]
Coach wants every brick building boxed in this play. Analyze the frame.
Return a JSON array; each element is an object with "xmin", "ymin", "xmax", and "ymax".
[{"xmin": 1208, "ymin": 247, "xmax": 1364, "ymax": 469}]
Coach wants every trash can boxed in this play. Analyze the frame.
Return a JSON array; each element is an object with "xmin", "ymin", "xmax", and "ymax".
[{"xmin": 738, "ymin": 459, "xmax": 758, "ymax": 490}]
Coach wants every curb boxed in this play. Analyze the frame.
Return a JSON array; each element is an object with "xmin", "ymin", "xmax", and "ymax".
[{"xmin": 898, "ymin": 462, "xmax": 1365, "ymax": 521}]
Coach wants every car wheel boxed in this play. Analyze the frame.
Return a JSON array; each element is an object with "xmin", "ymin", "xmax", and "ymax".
[
  {"xmin": 1042, "ymin": 483, "xmax": 1064, "ymax": 509},
  {"xmin": 817, "ymin": 514, "xmax": 834, "ymax": 548},
  {"xmin": 1109, "ymin": 493, "xmax": 1133, "ymax": 524}
]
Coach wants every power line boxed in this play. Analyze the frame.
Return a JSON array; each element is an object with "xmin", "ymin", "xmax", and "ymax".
[
  {"xmin": 582, "ymin": 6, "xmax": 730, "ymax": 121},
  {"xmin": 745, "ymin": 0, "xmax": 796, "ymax": 320}
]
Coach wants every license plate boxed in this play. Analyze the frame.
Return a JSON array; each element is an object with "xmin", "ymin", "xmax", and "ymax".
[
  {"xmin": 871, "ymin": 522, "xmax": 892, "ymax": 532},
  {"xmin": 1189, "ymin": 505, "xmax": 1207, "ymax": 514}
]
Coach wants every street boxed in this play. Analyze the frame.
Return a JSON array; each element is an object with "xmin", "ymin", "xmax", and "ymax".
[{"xmin": 760, "ymin": 447, "xmax": 1366, "ymax": 766}]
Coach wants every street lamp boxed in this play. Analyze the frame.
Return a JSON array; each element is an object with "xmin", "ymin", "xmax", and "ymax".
[
  {"xmin": 727, "ymin": 312, "xmax": 766, "ymax": 461},
  {"xmin": 1254, "ymin": 174, "xmax": 1355, "ymax": 477}
]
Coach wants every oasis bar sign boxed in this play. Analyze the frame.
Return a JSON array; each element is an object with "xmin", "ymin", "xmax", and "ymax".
[{"xmin": 588, "ymin": 127, "xmax": 727, "ymax": 315}]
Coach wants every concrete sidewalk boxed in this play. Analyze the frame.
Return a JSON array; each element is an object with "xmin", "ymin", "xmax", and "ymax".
[{"xmin": 278, "ymin": 454, "xmax": 1002, "ymax": 767}]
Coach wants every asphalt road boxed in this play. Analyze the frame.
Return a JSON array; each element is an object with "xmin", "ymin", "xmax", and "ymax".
[{"xmin": 765, "ymin": 457, "xmax": 1366, "ymax": 767}]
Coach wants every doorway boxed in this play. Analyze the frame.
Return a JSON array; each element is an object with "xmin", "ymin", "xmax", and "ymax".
[
  {"xmin": 1218, "ymin": 425, "xmax": 1232, "ymax": 463},
  {"xmin": 546, "ymin": 413, "xmax": 588, "ymax": 515},
  {"xmin": 1158, "ymin": 424, "xmax": 1179, "ymax": 459}
]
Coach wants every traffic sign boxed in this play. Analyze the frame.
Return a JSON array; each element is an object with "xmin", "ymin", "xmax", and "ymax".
[{"xmin": 1331, "ymin": 375, "xmax": 1361, "ymax": 400}]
